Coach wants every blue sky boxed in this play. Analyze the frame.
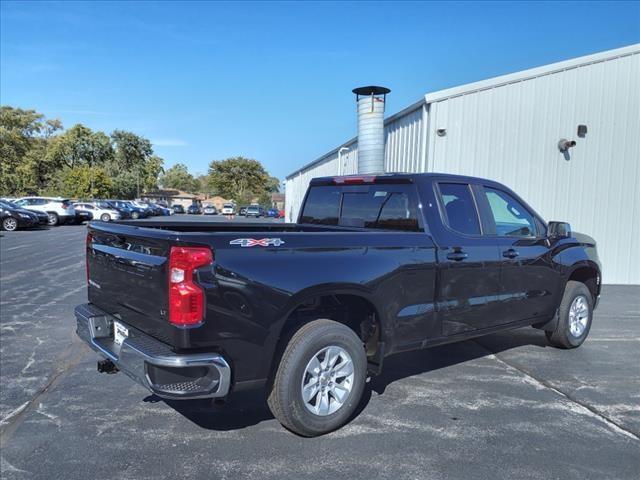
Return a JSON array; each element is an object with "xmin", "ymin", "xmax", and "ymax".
[{"xmin": 1, "ymin": 1, "xmax": 639, "ymax": 180}]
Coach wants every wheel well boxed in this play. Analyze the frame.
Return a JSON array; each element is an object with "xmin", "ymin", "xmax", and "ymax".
[
  {"xmin": 568, "ymin": 266, "xmax": 599, "ymax": 302},
  {"xmin": 277, "ymin": 294, "xmax": 381, "ymax": 362}
]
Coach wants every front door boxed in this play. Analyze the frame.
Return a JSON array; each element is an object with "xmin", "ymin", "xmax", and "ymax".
[{"xmin": 477, "ymin": 185, "xmax": 560, "ymax": 324}]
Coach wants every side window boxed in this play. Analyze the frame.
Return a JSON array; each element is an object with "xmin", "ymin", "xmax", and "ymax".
[
  {"xmin": 14, "ymin": 199, "xmax": 27, "ymax": 207},
  {"xmin": 483, "ymin": 187, "xmax": 537, "ymax": 237},
  {"xmin": 299, "ymin": 186, "xmax": 341, "ymax": 225},
  {"xmin": 438, "ymin": 183, "xmax": 481, "ymax": 235}
]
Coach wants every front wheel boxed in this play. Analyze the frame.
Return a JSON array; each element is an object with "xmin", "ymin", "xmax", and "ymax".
[
  {"xmin": 2, "ymin": 217, "xmax": 18, "ymax": 231},
  {"xmin": 546, "ymin": 280, "xmax": 593, "ymax": 349},
  {"xmin": 100, "ymin": 213, "xmax": 111, "ymax": 222},
  {"xmin": 267, "ymin": 319, "xmax": 367, "ymax": 437},
  {"xmin": 47, "ymin": 212, "xmax": 59, "ymax": 226},
  {"xmin": 131, "ymin": 211, "xmax": 140, "ymax": 219}
]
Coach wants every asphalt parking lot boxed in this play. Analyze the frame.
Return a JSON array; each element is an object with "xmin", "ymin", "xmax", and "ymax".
[{"xmin": 1, "ymin": 219, "xmax": 639, "ymax": 480}]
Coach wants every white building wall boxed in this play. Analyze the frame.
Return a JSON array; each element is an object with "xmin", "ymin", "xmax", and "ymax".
[
  {"xmin": 426, "ymin": 48, "xmax": 639, "ymax": 284},
  {"xmin": 285, "ymin": 45, "xmax": 640, "ymax": 284}
]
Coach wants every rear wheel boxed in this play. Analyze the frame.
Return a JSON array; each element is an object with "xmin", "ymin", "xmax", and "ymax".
[
  {"xmin": 47, "ymin": 212, "xmax": 59, "ymax": 226},
  {"xmin": 267, "ymin": 319, "xmax": 367, "ymax": 437},
  {"xmin": 131, "ymin": 211, "xmax": 140, "ymax": 219},
  {"xmin": 2, "ymin": 217, "xmax": 18, "ymax": 231},
  {"xmin": 546, "ymin": 280, "xmax": 593, "ymax": 349},
  {"xmin": 100, "ymin": 213, "xmax": 111, "ymax": 222}
]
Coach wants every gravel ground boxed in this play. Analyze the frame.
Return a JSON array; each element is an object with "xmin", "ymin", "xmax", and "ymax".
[{"xmin": 1, "ymin": 219, "xmax": 638, "ymax": 480}]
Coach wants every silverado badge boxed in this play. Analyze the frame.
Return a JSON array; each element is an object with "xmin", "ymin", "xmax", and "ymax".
[{"xmin": 230, "ymin": 238, "xmax": 286, "ymax": 247}]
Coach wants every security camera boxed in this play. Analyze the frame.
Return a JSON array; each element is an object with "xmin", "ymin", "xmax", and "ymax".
[{"xmin": 558, "ymin": 139, "xmax": 576, "ymax": 152}]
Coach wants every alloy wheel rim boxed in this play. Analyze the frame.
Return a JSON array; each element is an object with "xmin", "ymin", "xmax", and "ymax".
[
  {"xmin": 301, "ymin": 345, "xmax": 354, "ymax": 416},
  {"xmin": 48, "ymin": 213, "xmax": 56, "ymax": 224},
  {"xmin": 569, "ymin": 295, "xmax": 589, "ymax": 337},
  {"xmin": 4, "ymin": 218, "xmax": 17, "ymax": 230}
]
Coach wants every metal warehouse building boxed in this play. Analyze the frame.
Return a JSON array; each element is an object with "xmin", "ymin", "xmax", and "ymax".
[{"xmin": 285, "ymin": 44, "xmax": 640, "ymax": 285}]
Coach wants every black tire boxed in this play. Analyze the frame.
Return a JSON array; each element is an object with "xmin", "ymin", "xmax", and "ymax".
[
  {"xmin": 47, "ymin": 212, "xmax": 59, "ymax": 226},
  {"xmin": 2, "ymin": 217, "xmax": 18, "ymax": 231},
  {"xmin": 545, "ymin": 280, "xmax": 593, "ymax": 349},
  {"xmin": 100, "ymin": 213, "xmax": 111, "ymax": 222},
  {"xmin": 267, "ymin": 319, "xmax": 367, "ymax": 437}
]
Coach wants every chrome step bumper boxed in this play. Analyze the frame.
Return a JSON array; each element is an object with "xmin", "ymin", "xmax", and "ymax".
[{"xmin": 75, "ymin": 304, "xmax": 231, "ymax": 399}]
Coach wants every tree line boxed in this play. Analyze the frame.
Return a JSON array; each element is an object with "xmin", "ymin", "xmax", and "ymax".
[
  {"xmin": 1, "ymin": 105, "xmax": 280, "ymax": 203},
  {"xmin": 160, "ymin": 157, "xmax": 280, "ymax": 206},
  {"xmin": 1, "ymin": 106, "xmax": 164, "ymax": 199}
]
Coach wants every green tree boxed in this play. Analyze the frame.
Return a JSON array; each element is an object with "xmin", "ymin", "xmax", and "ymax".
[
  {"xmin": 55, "ymin": 165, "xmax": 113, "ymax": 199},
  {"xmin": 111, "ymin": 130, "xmax": 153, "ymax": 168},
  {"xmin": 159, "ymin": 163, "xmax": 198, "ymax": 192},
  {"xmin": 206, "ymin": 156, "xmax": 269, "ymax": 202},
  {"xmin": 109, "ymin": 130, "xmax": 163, "ymax": 197},
  {"xmin": 46, "ymin": 124, "xmax": 113, "ymax": 169},
  {"xmin": 0, "ymin": 106, "xmax": 62, "ymax": 195}
]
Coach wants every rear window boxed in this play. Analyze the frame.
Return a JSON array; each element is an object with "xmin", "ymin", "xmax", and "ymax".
[{"xmin": 300, "ymin": 185, "xmax": 421, "ymax": 231}]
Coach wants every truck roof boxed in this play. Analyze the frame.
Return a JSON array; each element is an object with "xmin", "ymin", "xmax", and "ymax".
[{"xmin": 309, "ymin": 172, "xmax": 506, "ymax": 187}]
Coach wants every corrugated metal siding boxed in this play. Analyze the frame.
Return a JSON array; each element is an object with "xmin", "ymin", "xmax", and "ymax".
[
  {"xmin": 384, "ymin": 104, "xmax": 427, "ymax": 173},
  {"xmin": 285, "ymin": 143, "xmax": 358, "ymax": 222},
  {"xmin": 285, "ymin": 45, "xmax": 640, "ymax": 284},
  {"xmin": 427, "ymin": 50, "xmax": 639, "ymax": 284}
]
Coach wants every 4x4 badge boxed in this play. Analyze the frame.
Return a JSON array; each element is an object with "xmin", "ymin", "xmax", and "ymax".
[{"xmin": 230, "ymin": 238, "xmax": 286, "ymax": 247}]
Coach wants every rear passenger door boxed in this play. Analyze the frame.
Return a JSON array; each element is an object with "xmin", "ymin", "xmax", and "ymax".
[
  {"xmin": 431, "ymin": 182, "xmax": 503, "ymax": 336},
  {"xmin": 477, "ymin": 185, "xmax": 560, "ymax": 323}
]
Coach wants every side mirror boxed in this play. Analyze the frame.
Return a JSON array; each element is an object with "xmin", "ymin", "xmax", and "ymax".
[{"xmin": 548, "ymin": 221, "xmax": 571, "ymax": 238}]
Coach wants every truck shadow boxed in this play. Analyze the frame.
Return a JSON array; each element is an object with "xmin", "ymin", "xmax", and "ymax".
[{"xmin": 158, "ymin": 327, "xmax": 549, "ymax": 433}]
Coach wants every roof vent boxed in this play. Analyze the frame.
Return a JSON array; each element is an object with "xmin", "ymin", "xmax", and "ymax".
[{"xmin": 352, "ymin": 86, "xmax": 390, "ymax": 174}]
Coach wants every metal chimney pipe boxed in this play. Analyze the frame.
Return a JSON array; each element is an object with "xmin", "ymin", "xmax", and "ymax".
[{"xmin": 352, "ymin": 86, "xmax": 390, "ymax": 174}]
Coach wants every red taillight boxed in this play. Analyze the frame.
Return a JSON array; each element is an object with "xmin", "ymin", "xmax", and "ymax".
[
  {"xmin": 332, "ymin": 175, "xmax": 376, "ymax": 185},
  {"xmin": 86, "ymin": 232, "xmax": 93, "ymax": 285},
  {"xmin": 168, "ymin": 246, "xmax": 213, "ymax": 326}
]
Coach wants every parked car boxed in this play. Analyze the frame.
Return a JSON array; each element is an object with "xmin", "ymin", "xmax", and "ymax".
[
  {"xmin": 120, "ymin": 201, "xmax": 149, "ymax": 219},
  {"xmin": 266, "ymin": 208, "xmax": 281, "ymax": 218},
  {"xmin": 0, "ymin": 200, "xmax": 42, "ymax": 231},
  {"xmin": 130, "ymin": 200, "xmax": 158, "ymax": 216},
  {"xmin": 14, "ymin": 196, "xmax": 76, "ymax": 226},
  {"xmin": 221, "ymin": 203, "xmax": 236, "ymax": 215},
  {"xmin": 172, "ymin": 204, "xmax": 185, "ymax": 214},
  {"xmin": 96, "ymin": 201, "xmax": 131, "ymax": 219},
  {"xmin": 76, "ymin": 173, "xmax": 602, "ymax": 436},
  {"xmin": 238, "ymin": 206, "xmax": 248, "ymax": 216},
  {"xmin": 187, "ymin": 204, "xmax": 202, "ymax": 215},
  {"xmin": 245, "ymin": 205, "xmax": 263, "ymax": 218},
  {"xmin": 74, "ymin": 208, "xmax": 94, "ymax": 224},
  {"xmin": 203, "ymin": 205, "xmax": 217, "ymax": 215},
  {"xmin": 73, "ymin": 202, "xmax": 121, "ymax": 222}
]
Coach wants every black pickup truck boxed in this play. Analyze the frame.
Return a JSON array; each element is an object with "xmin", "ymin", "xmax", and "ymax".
[{"xmin": 76, "ymin": 173, "xmax": 601, "ymax": 436}]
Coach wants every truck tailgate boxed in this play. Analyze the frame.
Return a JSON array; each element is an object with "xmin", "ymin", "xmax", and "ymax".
[{"xmin": 87, "ymin": 224, "xmax": 174, "ymax": 345}]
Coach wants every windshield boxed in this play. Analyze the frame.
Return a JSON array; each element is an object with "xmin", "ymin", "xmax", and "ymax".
[{"xmin": 0, "ymin": 200, "xmax": 19, "ymax": 209}]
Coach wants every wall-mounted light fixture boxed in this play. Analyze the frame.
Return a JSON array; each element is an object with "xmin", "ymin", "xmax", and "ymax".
[{"xmin": 577, "ymin": 125, "xmax": 588, "ymax": 138}]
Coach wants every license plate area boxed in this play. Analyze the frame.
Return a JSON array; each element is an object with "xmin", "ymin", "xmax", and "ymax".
[{"xmin": 113, "ymin": 320, "xmax": 129, "ymax": 346}]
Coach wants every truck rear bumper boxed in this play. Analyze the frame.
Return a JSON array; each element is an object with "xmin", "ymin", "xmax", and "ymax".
[{"xmin": 75, "ymin": 304, "xmax": 231, "ymax": 399}]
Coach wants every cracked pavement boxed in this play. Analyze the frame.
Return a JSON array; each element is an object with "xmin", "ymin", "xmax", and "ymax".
[{"xmin": 1, "ymin": 223, "xmax": 639, "ymax": 479}]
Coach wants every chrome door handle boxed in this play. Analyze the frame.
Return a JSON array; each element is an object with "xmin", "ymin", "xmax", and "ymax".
[{"xmin": 503, "ymin": 249, "xmax": 519, "ymax": 259}]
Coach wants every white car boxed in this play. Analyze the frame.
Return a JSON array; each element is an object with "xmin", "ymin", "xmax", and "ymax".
[
  {"xmin": 221, "ymin": 203, "xmax": 236, "ymax": 215},
  {"xmin": 73, "ymin": 202, "xmax": 121, "ymax": 222},
  {"xmin": 14, "ymin": 197, "xmax": 76, "ymax": 226}
]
